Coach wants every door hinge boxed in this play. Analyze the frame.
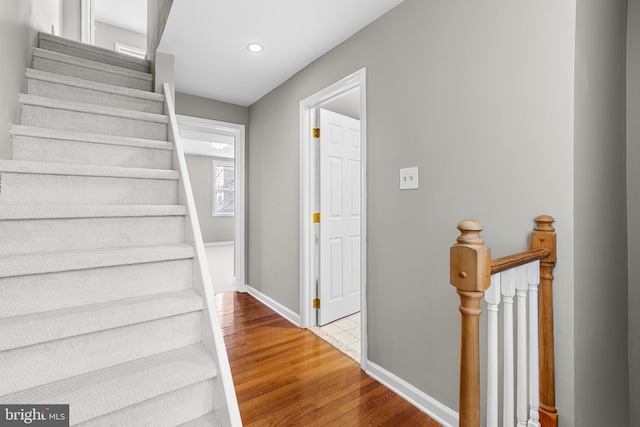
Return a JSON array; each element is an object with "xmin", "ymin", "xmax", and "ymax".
[
  {"xmin": 312, "ymin": 128, "xmax": 320, "ymax": 139},
  {"xmin": 312, "ymin": 212, "xmax": 320, "ymax": 223},
  {"xmin": 313, "ymin": 298, "xmax": 321, "ymax": 309}
]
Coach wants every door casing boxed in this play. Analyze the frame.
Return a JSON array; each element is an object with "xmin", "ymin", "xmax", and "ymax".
[{"xmin": 299, "ymin": 68, "xmax": 367, "ymax": 368}]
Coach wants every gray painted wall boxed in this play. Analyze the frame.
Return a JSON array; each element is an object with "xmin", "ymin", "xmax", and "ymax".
[
  {"xmin": 175, "ymin": 92, "xmax": 248, "ymax": 244},
  {"xmin": 574, "ymin": 1, "xmax": 629, "ymax": 425},
  {"xmin": 147, "ymin": 0, "xmax": 172, "ymax": 62},
  {"xmin": 184, "ymin": 154, "xmax": 235, "ymax": 243},
  {"xmin": 94, "ymin": 20, "xmax": 146, "ymax": 52},
  {"xmin": 61, "ymin": 0, "xmax": 80, "ymax": 41},
  {"xmin": 0, "ymin": 0, "xmax": 62, "ymax": 160},
  {"xmin": 628, "ymin": 1, "xmax": 640, "ymax": 425},
  {"xmin": 248, "ymin": 0, "xmax": 577, "ymax": 419}
]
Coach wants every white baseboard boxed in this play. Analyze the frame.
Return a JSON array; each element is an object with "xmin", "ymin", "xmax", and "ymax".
[
  {"xmin": 246, "ymin": 285, "xmax": 300, "ymax": 326},
  {"xmin": 204, "ymin": 241, "xmax": 234, "ymax": 247},
  {"xmin": 365, "ymin": 360, "xmax": 459, "ymax": 427}
]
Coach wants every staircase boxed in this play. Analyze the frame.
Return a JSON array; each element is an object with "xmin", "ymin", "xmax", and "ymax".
[{"xmin": 0, "ymin": 33, "xmax": 240, "ymax": 426}]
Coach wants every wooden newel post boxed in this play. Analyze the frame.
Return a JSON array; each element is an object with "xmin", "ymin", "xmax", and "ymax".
[
  {"xmin": 450, "ymin": 220, "xmax": 491, "ymax": 427},
  {"xmin": 530, "ymin": 215, "xmax": 558, "ymax": 427}
]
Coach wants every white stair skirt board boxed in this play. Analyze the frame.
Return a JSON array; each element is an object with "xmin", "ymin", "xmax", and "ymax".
[
  {"xmin": 26, "ymin": 68, "xmax": 164, "ymax": 114},
  {"xmin": 246, "ymin": 285, "xmax": 301, "ymax": 326},
  {"xmin": 365, "ymin": 361, "xmax": 459, "ymax": 427},
  {"xmin": 0, "ymin": 31, "xmax": 239, "ymax": 426},
  {"xmin": 38, "ymin": 32, "xmax": 151, "ymax": 73}
]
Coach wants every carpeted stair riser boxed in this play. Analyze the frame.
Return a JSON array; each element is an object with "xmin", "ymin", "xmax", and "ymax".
[
  {"xmin": 26, "ymin": 69, "xmax": 164, "ymax": 114},
  {"xmin": 38, "ymin": 32, "xmax": 151, "ymax": 74},
  {"xmin": 0, "ymin": 311, "xmax": 202, "ymax": 396},
  {"xmin": 76, "ymin": 380, "xmax": 215, "ymax": 427},
  {"xmin": 178, "ymin": 412, "xmax": 224, "ymax": 427},
  {"xmin": 0, "ymin": 290, "xmax": 204, "ymax": 352},
  {"xmin": 0, "ymin": 344, "xmax": 216, "ymax": 425},
  {"xmin": 32, "ymin": 48, "xmax": 152, "ymax": 91},
  {"xmin": 0, "ymin": 169, "xmax": 178, "ymax": 206},
  {"xmin": 10, "ymin": 125, "xmax": 173, "ymax": 170},
  {"xmin": 0, "ymin": 216, "xmax": 185, "ymax": 256},
  {"xmin": 20, "ymin": 95, "xmax": 167, "ymax": 140},
  {"xmin": 0, "ymin": 258, "xmax": 193, "ymax": 318}
]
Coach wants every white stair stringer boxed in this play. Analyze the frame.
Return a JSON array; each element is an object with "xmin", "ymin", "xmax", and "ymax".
[
  {"xmin": 32, "ymin": 47, "xmax": 152, "ymax": 91},
  {"xmin": 0, "ymin": 33, "xmax": 239, "ymax": 426},
  {"xmin": 0, "ymin": 160, "xmax": 179, "ymax": 205},
  {"xmin": 0, "ymin": 344, "xmax": 216, "ymax": 425},
  {"xmin": 19, "ymin": 94, "xmax": 168, "ymax": 140},
  {"xmin": 26, "ymin": 68, "xmax": 164, "ymax": 114},
  {"xmin": 10, "ymin": 125, "xmax": 173, "ymax": 169},
  {"xmin": 38, "ymin": 32, "xmax": 151, "ymax": 73}
]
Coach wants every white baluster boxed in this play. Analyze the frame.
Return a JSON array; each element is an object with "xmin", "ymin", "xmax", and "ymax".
[
  {"xmin": 527, "ymin": 261, "xmax": 541, "ymax": 427},
  {"xmin": 515, "ymin": 265, "xmax": 528, "ymax": 427},
  {"xmin": 486, "ymin": 274, "xmax": 501, "ymax": 427},
  {"xmin": 501, "ymin": 269, "xmax": 516, "ymax": 427}
]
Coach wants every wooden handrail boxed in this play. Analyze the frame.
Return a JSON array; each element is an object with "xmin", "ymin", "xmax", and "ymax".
[
  {"xmin": 450, "ymin": 216, "xmax": 557, "ymax": 427},
  {"xmin": 491, "ymin": 248, "xmax": 550, "ymax": 275}
]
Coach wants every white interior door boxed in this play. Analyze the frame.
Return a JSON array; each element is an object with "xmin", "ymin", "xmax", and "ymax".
[{"xmin": 318, "ymin": 108, "xmax": 361, "ymax": 326}]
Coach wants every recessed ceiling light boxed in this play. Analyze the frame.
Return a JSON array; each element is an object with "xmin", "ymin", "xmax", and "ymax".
[{"xmin": 247, "ymin": 43, "xmax": 263, "ymax": 53}]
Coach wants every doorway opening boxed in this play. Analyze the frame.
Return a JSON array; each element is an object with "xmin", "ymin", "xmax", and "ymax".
[
  {"xmin": 176, "ymin": 114, "xmax": 246, "ymax": 294},
  {"xmin": 299, "ymin": 68, "xmax": 367, "ymax": 366}
]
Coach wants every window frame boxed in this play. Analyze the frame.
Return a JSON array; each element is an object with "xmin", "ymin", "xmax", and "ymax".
[{"xmin": 212, "ymin": 159, "xmax": 235, "ymax": 217}]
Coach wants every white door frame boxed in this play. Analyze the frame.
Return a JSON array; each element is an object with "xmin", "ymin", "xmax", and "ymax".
[
  {"xmin": 299, "ymin": 68, "xmax": 367, "ymax": 367},
  {"xmin": 80, "ymin": 0, "xmax": 95, "ymax": 44},
  {"xmin": 175, "ymin": 114, "xmax": 246, "ymax": 292}
]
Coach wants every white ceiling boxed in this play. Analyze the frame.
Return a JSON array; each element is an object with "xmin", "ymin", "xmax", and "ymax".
[
  {"xmin": 157, "ymin": 0, "xmax": 404, "ymax": 106},
  {"xmin": 94, "ymin": 0, "xmax": 147, "ymax": 35}
]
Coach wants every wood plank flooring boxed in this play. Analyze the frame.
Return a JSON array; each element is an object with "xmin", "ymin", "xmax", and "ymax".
[{"xmin": 216, "ymin": 292, "xmax": 442, "ymax": 426}]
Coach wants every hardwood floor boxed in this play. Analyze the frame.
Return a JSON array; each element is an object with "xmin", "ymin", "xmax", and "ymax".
[{"xmin": 216, "ymin": 292, "xmax": 442, "ymax": 426}]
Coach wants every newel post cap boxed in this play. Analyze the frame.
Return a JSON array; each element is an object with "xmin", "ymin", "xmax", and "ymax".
[
  {"xmin": 450, "ymin": 220, "xmax": 491, "ymax": 292},
  {"xmin": 531, "ymin": 215, "xmax": 557, "ymax": 262}
]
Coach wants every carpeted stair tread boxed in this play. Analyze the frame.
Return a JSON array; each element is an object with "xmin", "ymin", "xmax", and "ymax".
[
  {"xmin": 26, "ymin": 69, "xmax": 163, "ymax": 102},
  {"xmin": 0, "ymin": 159, "xmax": 178, "ymax": 180},
  {"xmin": 38, "ymin": 32, "xmax": 150, "ymax": 73},
  {"xmin": 32, "ymin": 47, "xmax": 151, "ymax": 82},
  {"xmin": 0, "ymin": 289, "xmax": 204, "ymax": 351},
  {"xmin": 10, "ymin": 125, "xmax": 172, "ymax": 151},
  {"xmin": 0, "ymin": 204, "xmax": 185, "ymax": 220},
  {"xmin": 19, "ymin": 94, "xmax": 167, "ymax": 124},
  {"xmin": 0, "ymin": 343, "xmax": 217, "ymax": 425},
  {"xmin": 26, "ymin": 68, "xmax": 164, "ymax": 114},
  {"xmin": 0, "ymin": 243, "xmax": 194, "ymax": 278},
  {"xmin": 177, "ymin": 412, "xmax": 224, "ymax": 427}
]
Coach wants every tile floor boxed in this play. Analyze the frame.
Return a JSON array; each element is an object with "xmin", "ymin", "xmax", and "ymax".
[{"xmin": 310, "ymin": 312, "xmax": 361, "ymax": 363}]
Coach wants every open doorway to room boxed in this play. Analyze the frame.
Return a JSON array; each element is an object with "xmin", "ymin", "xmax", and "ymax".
[
  {"xmin": 177, "ymin": 114, "xmax": 246, "ymax": 295},
  {"xmin": 300, "ymin": 69, "xmax": 367, "ymax": 365},
  {"xmin": 82, "ymin": 0, "xmax": 147, "ymax": 59}
]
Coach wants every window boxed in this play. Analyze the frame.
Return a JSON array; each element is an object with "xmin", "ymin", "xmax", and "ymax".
[
  {"xmin": 213, "ymin": 160, "xmax": 234, "ymax": 216},
  {"xmin": 114, "ymin": 42, "xmax": 147, "ymax": 59}
]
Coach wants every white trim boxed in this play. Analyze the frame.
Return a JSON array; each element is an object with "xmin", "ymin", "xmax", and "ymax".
[
  {"xmin": 176, "ymin": 114, "xmax": 246, "ymax": 293},
  {"xmin": 246, "ymin": 285, "xmax": 301, "ymax": 327},
  {"xmin": 299, "ymin": 68, "xmax": 368, "ymax": 369},
  {"xmin": 204, "ymin": 241, "xmax": 234, "ymax": 247},
  {"xmin": 163, "ymin": 83, "xmax": 242, "ymax": 426},
  {"xmin": 365, "ymin": 360, "xmax": 459, "ymax": 427},
  {"xmin": 80, "ymin": 0, "xmax": 95, "ymax": 45}
]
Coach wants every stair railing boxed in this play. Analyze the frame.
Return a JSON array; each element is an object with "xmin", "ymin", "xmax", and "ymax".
[
  {"xmin": 449, "ymin": 216, "xmax": 558, "ymax": 427},
  {"xmin": 163, "ymin": 83, "xmax": 242, "ymax": 427}
]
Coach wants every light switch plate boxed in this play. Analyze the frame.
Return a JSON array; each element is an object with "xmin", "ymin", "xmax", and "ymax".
[{"xmin": 400, "ymin": 167, "xmax": 419, "ymax": 190}]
